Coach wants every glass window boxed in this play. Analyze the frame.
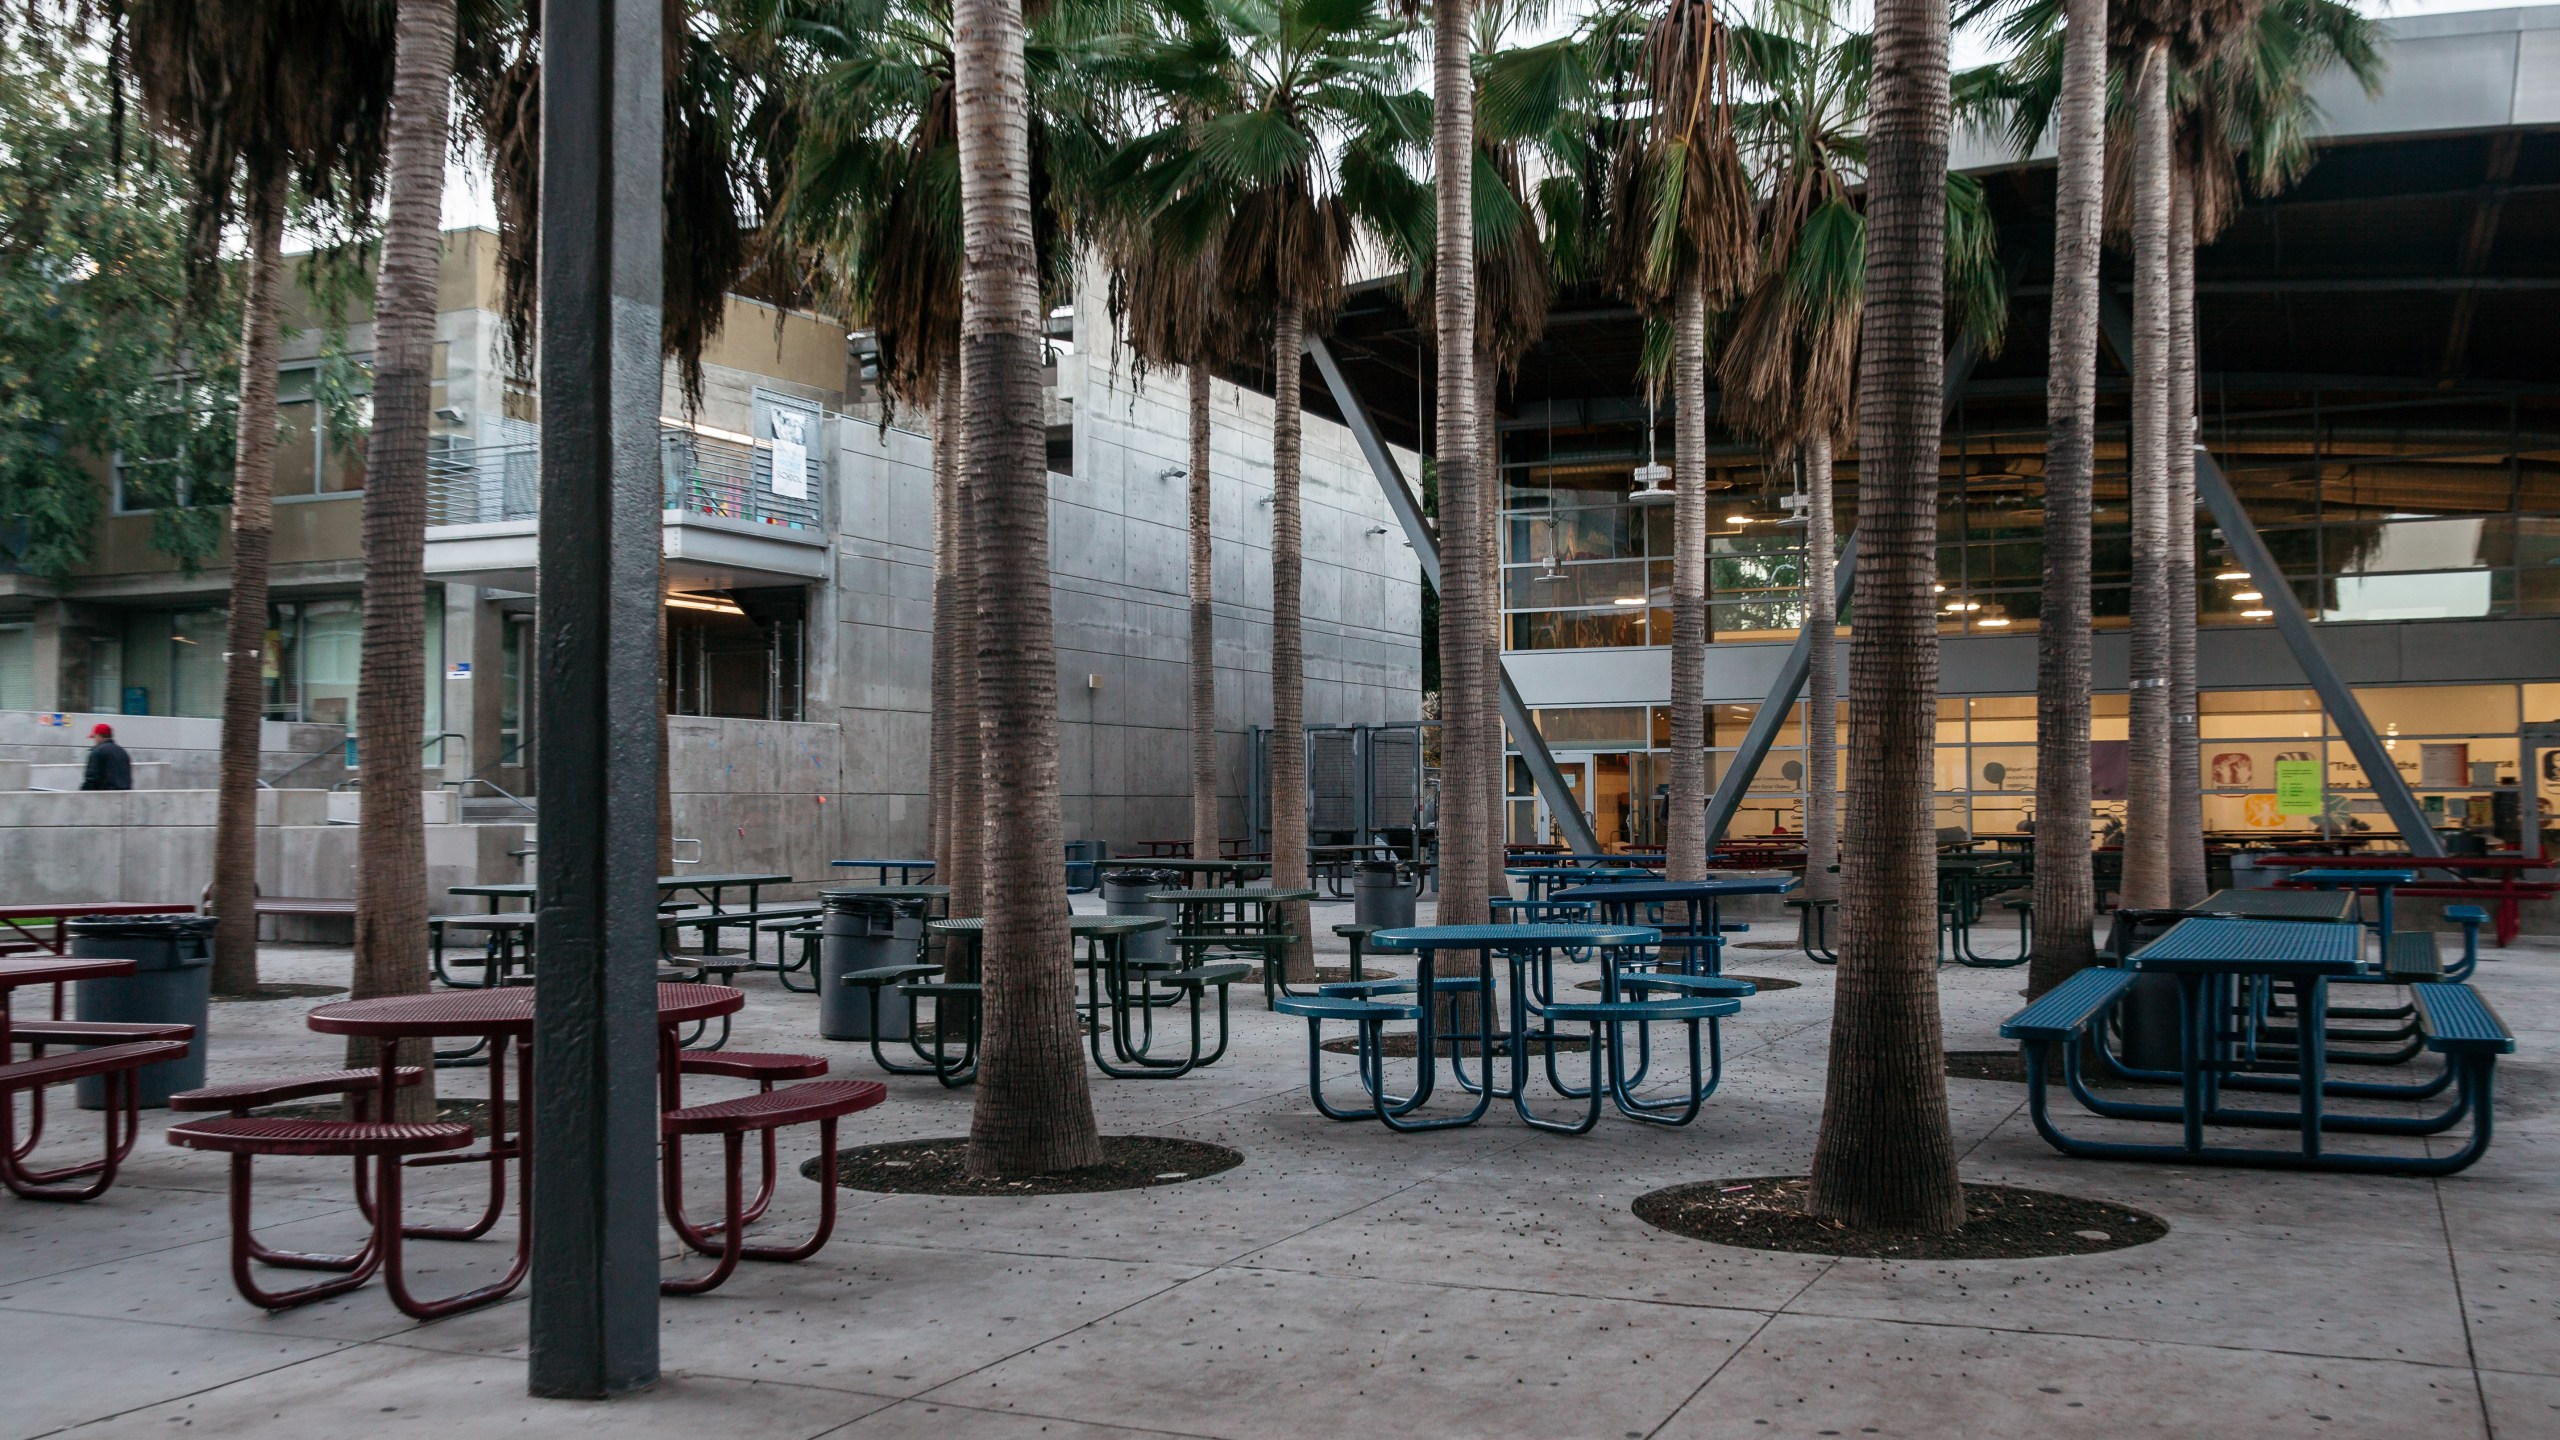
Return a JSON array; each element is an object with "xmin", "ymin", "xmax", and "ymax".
[
  {"xmin": 297, "ymin": 599, "xmax": 362, "ymax": 727},
  {"xmin": 0, "ymin": 624, "xmax": 33, "ymax": 710}
]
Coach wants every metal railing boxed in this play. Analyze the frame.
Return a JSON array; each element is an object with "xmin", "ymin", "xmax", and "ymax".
[
  {"xmin": 425, "ymin": 427, "xmax": 824, "ymax": 532},
  {"xmin": 426, "ymin": 442, "xmax": 540, "ymax": 525}
]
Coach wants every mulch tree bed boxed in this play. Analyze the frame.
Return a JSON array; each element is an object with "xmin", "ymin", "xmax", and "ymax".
[
  {"xmin": 816, "ymin": 1135, "xmax": 1242, "ymax": 1197},
  {"xmin": 1634, "ymin": 1176, "xmax": 2167, "ymax": 1259},
  {"xmin": 1575, "ymin": 973, "xmax": 1799, "ymax": 993},
  {"xmin": 213, "ymin": 983, "xmax": 347, "ymax": 1003}
]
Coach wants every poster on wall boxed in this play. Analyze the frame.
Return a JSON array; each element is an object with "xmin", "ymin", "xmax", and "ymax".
[
  {"xmin": 770, "ymin": 409, "xmax": 810, "ymax": 499},
  {"xmin": 2275, "ymin": 757, "xmax": 2322, "ymax": 816}
]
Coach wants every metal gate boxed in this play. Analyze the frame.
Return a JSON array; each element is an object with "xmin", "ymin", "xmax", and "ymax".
[{"xmin": 1248, "ymin": 722, "xmax": 1435, "ymax": 860}]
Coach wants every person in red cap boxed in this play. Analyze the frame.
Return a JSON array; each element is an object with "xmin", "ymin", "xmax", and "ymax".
[{"xmin": 81, "ymin": 723, "xmax": 133, "ymax": 791}]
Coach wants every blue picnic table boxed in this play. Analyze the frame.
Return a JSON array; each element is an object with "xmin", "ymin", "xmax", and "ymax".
[
  {"xmin": 2284, "ymin": 867, "xmax": 2417, "ymax": 946},
  {"xmin": 2001, "ymin": 916, "xmax": 2512, "ymax": 1174},
  {"xmin": 1552, "ymin": 875, "xmax": 1799, "ymax": 975},
  {"xmin": 1276, "ymin": 923, "xmax": 1689, "ymax": 1133}
]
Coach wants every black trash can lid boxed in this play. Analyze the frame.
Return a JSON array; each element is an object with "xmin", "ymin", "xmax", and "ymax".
[
  {"xmin": 65, "ymin": 912, "xmax": 218, "ymax": 939},
  {"xmin": 1103, "ymin": 867, "xmax": 1182, "ymax": 887},
  {"xmin": 1356, "ymin": 858, "xmax": 1403, "ymax": 875},
  {"xmin": 821, "ymin": 890, "xmax": 902, "ymax": 915}
]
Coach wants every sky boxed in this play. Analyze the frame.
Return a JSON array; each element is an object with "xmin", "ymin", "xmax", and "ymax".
[{"xmin": 434, "ymin": 0, "xmax": 2536, "ymax": 233}]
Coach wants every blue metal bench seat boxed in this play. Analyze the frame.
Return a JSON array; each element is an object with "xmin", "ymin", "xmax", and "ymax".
[
  {"xmin": 2442, "ymin": 906, "xmax": 2487, "ymax": 980},
  {"xmin": 2000, "ymin": 967, "xmax": 2139, "ymax": 1042},
  {"xmin": 1523, "ymin": 995, "xmax": 1740, "ymax": 1133},
  {"xmin": 2004, "ymin": 963, "xmax": 2513, "ymax": 1174}
]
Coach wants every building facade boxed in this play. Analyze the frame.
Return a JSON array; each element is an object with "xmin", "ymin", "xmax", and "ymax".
[
  {"xmin": 1309, "ymin": 6, "xmax": 2560, "ymax": 854},
  {"xmin": 0, "ymin": 229, "xmax": 1424, "ymax": 884}
]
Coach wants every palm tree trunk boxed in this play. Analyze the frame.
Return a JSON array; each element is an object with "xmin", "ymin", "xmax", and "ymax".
[
  {"xmin": 1431, "ymin": 0, "xmax": 1484, "ymax": 926},
  {"xmin": 2026, "ymin": 0, "xmax": 2104, "ymax": 997},
  {"xmin": 2121, "ymin": 39, "xmax": 2173, "ymax": 914},
  {"xmin": 1478, "ymin": 355, "xmax": 1505, "ymax": 865},
  {"xmin": 1802, "ymin": 432, "xmax": 1839, "ymax": 902},
  {"xmin": 931, "ymin": 372, "xmax": 959, "ymax": 873},
  {"xmin": 348, "ymin": 0, "xmax": 456, "ymax": 1109},
  {"xmin": 208, "ymin": 173, "xmax": 290, "ymax": 998},
  {"xmin": 1665, "ymin": 272, "xmax": 1708, "ymax": 882},
  {"xmin": 1806, "ymin": 0, "xmax": 1963, "ymax": 1234},
  {"xmin": 2167, "ymin": 169, "xmax": 2207, "ymax": 908},
  {"xmin": 957, "ymin": 0, "xmax": 1099, "ymax": 1177},
  {"xmin": 947, "ymin": 363, "xmax": 986, "ymax": 919},
  {"xmin": 1188, "ymin": 362, "xmax": 1219, "ymax": 857},
  {"xmin": 1269, "ymin": 305, "xmax": 1314, "ymax": 980}
]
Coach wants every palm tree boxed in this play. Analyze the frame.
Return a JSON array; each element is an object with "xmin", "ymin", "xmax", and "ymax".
[
  {"xmin": 1721, "ymin": 0, "xmax": 1868, "ymax": 905},
  {"xmin": 1802, "ymin": 0, "xmax": 1961, "ymax": 1233},
  {"xmin": 1617, "ymin": 0, "xmax": 1753, "ymax": 885},
  {"xmin": 1347, "ymin": 4, "xmax": 1624, "ymax": 884},
  {"xmin": 348, "ymin": 0, "xmax": 461, "ymax": 1111},
  {"xmin": 1107, "ymin": 0, "xmax": 1419, "ymax": 960},
  {"xmin": 1105, "ymin": 230, "xmax": 1235, "ymax": 862},
  {"xmin": 768, "ymin": 0, "xmax": 981, "ymax": 903},
  {"xmin": 2160, "ymin": 0, "xmax": 2378, "ymax": 903},
  {"xmin": 103, "ymin": 0, "xmax": 394, "ymax": 997},
  {"xmin": 2111, "ymin": 0, "xmax": 2263, "ymax": 913},
  {"xmin": 1720, "ymin": 0, "xmax": 2006, "ymax": 922},
  {"xmin": 951, "ymin": 0, "xmax": 1106, "ymax": 1177},
  {"xmin": 459, "ymin": 0, "xmax": 807, "ymax": 896},
  {"xmin": 1971, "ymin": 0, "xmax": 2111, "ymax": 994}
]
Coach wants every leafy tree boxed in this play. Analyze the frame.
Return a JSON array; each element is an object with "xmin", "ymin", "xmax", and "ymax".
[
  {"xmin": 0, "ymin": 51, "xmax": 238, "ymax": 580},
  {"xmin": 1105, "ymin": 0, "xmax": 1424, "ymax": 960}
]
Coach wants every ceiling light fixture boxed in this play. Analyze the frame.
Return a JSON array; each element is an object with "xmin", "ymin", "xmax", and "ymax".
[
  {"xmin": 2233, "ymin": 590, "xmax": 2263, "ymax": 602},
  {"xmin": 2242, "ymin": 608, "xmax": 2273, "ymax": 619},
  {"xmin": 2216, "ymin": 569, "xmax": 2250, "ymax": 581}
]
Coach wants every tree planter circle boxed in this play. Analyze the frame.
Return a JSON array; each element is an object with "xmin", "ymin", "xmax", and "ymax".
[
  {"xmin": 814, "ymin": 1136, "xmax": 1242, "ymax": 1196},
  {"xmin": 1633, "ymin": 1177, "xmax": 2167, "ymax": 1259}
]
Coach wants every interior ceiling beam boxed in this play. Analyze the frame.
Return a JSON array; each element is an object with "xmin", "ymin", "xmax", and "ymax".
[{"xmin": 2438, "ymin": 133, "xmax": 2526, "ymax": 384}]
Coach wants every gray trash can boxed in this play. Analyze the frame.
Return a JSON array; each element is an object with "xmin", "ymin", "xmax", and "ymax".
[
  {"xmin": 1102, "ymin": 867, "xmax": 1181, "ymax": 967},
  {"xmin": 2106, "ymin": 908, "xmax": 2193, "ymax": 1074},
  {"xmin": 1354, "ymin": 860, "xmax": 1417, "ymax": 930},
  {"xmin": 69, "ymin": 913, "xmax": 215, "ymax": 1109},
  {"xmin": 2229, "ymin": 852, "xmax": 2272, "ymax": 889},
  {"xmin": 820, "ymin": 892, "xmax": 920, "ymax": 1041}
]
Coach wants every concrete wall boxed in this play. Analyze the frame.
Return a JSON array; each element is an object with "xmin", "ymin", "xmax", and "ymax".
[
  {"xmin": 0, "ymin": 786, "xmax": 530, "ymax": 931},
  {"xmin": 667, "ymin": 717, "xmax": 850, "ymax": 899},
  {"xmin": 806, "ymin": 292, "xmax": 1427, "ymax": 863}
]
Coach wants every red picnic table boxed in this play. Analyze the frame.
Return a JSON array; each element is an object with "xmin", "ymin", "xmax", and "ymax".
[
  {"xmin": 2250, "ymin": 852, "xmax": 2557, "ymax": 947},
  {"xmin": 3, "ymin": 956, "xmax": 192, "ymax": 1200},
  {"xmin": 0, "ymin": 903, "xmax": 197, "ymax": 957},
  {"xmin": 296, "ymin": 983, "xmax": 743, "ymax": 1316}
]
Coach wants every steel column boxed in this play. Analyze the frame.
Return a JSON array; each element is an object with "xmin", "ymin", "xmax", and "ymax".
[
  {"xmin": 529, "ymin": 0, "xmax": 665, "ymax": 1398},
  {"xmin": 1701, "ymin": 332, "xmax": 1984, "ymax": 845},
  {"xmin": 1701, "ymin": 531, "xmax": 1858, "ymax": 846},
  {"xmin": 2092, "ymin": 292, "xmax": 2443, "ymax": 859},
  {"xmin": 2194, "ymin": 448, "xmax": 2445, "ymax": 858},
  {"xmin": 1306, "ymin": 336, "xmax": 1602, "ymax": 855}
]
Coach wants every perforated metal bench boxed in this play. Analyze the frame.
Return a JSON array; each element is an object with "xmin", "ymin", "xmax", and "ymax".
[
  {"xmin": 1, "ymin": 1038, "xmax": 191, "ymax": 1201},
  {"xmin": 164, "ymin": 1115, "xmax": 501, "ymax": 1315},
  {"xmin": 659, "ymin": 1078, "xmax": 886, "ymax": 1295}
]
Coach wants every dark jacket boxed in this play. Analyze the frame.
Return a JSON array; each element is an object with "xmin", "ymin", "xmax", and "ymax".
[{"xmin": 81, "ymin": 739, "xmax": 133, "ymax": 791}]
